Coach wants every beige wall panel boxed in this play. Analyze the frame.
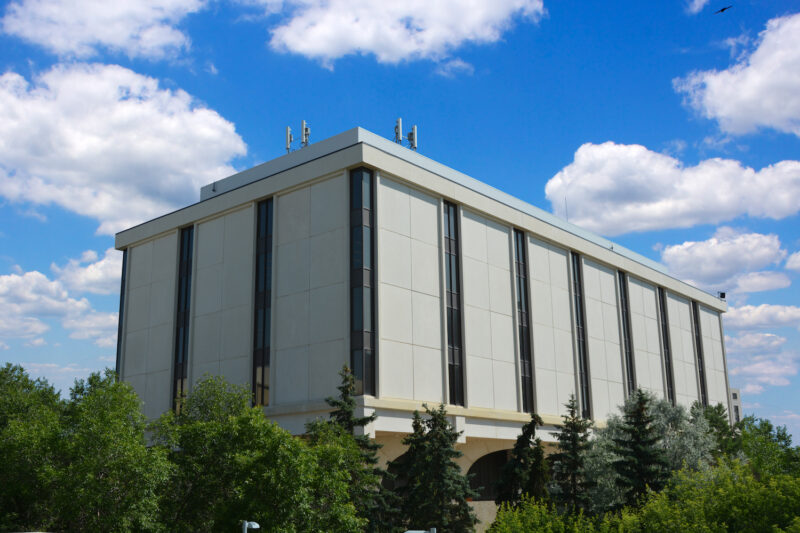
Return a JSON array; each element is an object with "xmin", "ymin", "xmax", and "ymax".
[
  {"xmin": 628, "ymin": 277, "xmax": 665, "ymax": 398},
  {"xmin": 528, "ymin": 236, "xmax": 575, "ymax": 417},
  {"xmin": 582, "ymin": 259, "xmax": 625, "ymax": 421},
  {"xmin": 377, "ymin": 177, "xmax": 444, "ymax": 403},
  {"xmin": 461, "ymin": 209, "xmax": 515, "ymax": 410},
  {"xmin": 667, "ymin": 292, "xmax": 699, "ymax": 407},
  {"xmin": 699, "ymin": 306, "xmax": 729, "ymax": 408}
]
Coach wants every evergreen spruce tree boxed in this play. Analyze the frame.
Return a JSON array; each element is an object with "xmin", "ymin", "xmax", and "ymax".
[
  {"xmin": 391, "ymin": 404, "xmax": 478, "ymax": 533},
  {"xmin": 550, "ymin": 394, "xmax": 592, "ymax": 513},
  {"xmin": 495, "ymin": 413, "xmax": 551, "ymax": 506},
  {"xmin": 612, "ymin": 389, "xmax": 668, "ymax": 507},
  {"xmin": 324, "ymin": 366, "xmax": 400, "ymax": 532}
]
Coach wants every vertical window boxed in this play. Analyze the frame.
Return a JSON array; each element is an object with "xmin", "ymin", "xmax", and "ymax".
[
  {"xmin": 115, "ymin": 248, "xmax": 128, "ymax": 379},
  {"xmin": 570, "ymin": 252, "xmax": 591, "ymax": 419},
  {"xmin": 173, "ymin": 226, "xmax": 194, "ymax": 410},
  {"xmin": 444, "ymin": 201, "xmax": 464, "ymax": 406},
  {"xmin": 618, "ymin": 272, "xmax": 636, "ymax": 396},
  {"xmin": 350, "ymin": 168, "xmax": 375, "ymax": 396},
  {"xmin": 733, "ymin": 405, "xmax": 740, "ymax": 423},
  {"xmin": 691, "ymin": 301, "xmax": 708, "ymax": 407},
  {"xmin": 657, "ymin": 287, "xmax": 676, "ymax": 405},
  {"xmin": 253, "ymin": 199, "xmax": 274, "ymax": 406},
  {"xmin": 514, "ymin": 229, "xmax": 534, "ymax": 412}
]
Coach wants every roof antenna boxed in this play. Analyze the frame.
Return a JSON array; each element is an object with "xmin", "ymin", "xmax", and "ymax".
[
  {"xmin": 301, "ymin": 120, "xmax": 310, "ymax": 148},
  {"xmin": 408, "ymin": 125, "xmax": 417, "ymax": 151},
  {"xmin": 285, "ymin": 126, "xmax": 293, "ymax": 154},
  {"xmin": 564, "ymin": 196, "xmax": 569, "ymax": 222},
  {"xmin": 394, "ymin": 118, "xmax": 403, "ymax": 143}
]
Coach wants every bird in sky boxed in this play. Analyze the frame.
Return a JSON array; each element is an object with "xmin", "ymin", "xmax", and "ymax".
[{"xmin": 715, "ymin": 5, "xmax": 733, "ymax": 14}]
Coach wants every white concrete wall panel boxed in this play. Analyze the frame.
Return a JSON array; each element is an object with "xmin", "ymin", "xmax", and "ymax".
[
  {"xmin": 667, "ymin": 292, "xmax": 700, "ymax": 407},
  {"xmin": 528, "ymin": 237, "xmax": 576, "ymax": 417},
  {"xmin": 274, "ymin": 175, "xmax": 348, "ymax": 404},
  {"xmin": 461, "ymin": 210, "xmax": 516, "ymax": 411},
  {"xmin": 191, "ymin": 206, "xmax": 254, "ymax": 389},
  {"xmin": 377, "ymin": 177, "xmax": 444, "ymax": 403},
  {"xmin": 582, "ymin": 259, "xmax": 626, "ymax": 421},
  {"xmin": 699, "ymin": 306, "xmax": 728, "ymax": 408},
  {"xmin": 123, "ymin": 231, "xmax": 178, "ymax": 419},
  {"xmin": 628, "ymin": 277, "xmax": 665, "ymax": 399}
]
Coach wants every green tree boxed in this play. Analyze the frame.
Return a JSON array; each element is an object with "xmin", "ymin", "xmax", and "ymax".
[
  {"xmin": 550, "ymin": 394, "xmax": 593, "ymax": 513},
  {"xmin": 0, "ymin": 363, "xmax": 63, "ymax": 531},
  {"xmin": 323, "ymin": 366, "xmax": 399, "ymax": 531},
  {"xmin": 495, "ymin": 413, "xmax": 550, "ymax": 506},
  {"xmin": 54, "ymin": 370, "xmax": 171, "ymax": 532},
  {"xmin": 691, "ymin": 401, "xmax": 737, "ymax": 458},
  {"xmin": 153, "ymin": 374, "xmax": 363, "ymax": 532},
  {"xmin": 391, "ymin": 404, "xmax": 478, "ymax": 532},
  {"xmin": 734, "ymin": 415, "xmax": 800, "ymax": 477},
  {"xmin": 611, "ymin": 389, "xmax": 668, "ymax": 508}
]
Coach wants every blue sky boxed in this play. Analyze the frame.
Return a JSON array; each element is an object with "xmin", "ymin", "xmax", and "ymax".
[{"xmin": 1, "ymin": 0, "xmax": 798, "ymax": 436}]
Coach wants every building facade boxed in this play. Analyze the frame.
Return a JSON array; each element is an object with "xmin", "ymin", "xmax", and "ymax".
[{"xmin": 115, "ymin": 127, "xmax": 731, "ymax": 500}]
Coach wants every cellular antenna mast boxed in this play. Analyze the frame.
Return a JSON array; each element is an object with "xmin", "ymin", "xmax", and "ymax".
[
  {"xmin": 301, "ymin": 120, "xmax": 310, "ymax": 148},
  {"xmin": 285, "ymin": 127, "xmax": 293, "ymax": 154},
  {"xmin": 393, "ymin": 118, "xmax": 418, "ymax": 151},
  {"xmin": 394, "ymin": 118, "xmax": 403, "ymax": 143},
  {"xmin": 408, "ymin": 124, "xmax": 417, "ymax": 151}
]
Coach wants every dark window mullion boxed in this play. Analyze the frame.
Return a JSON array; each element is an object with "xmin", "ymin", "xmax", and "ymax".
[
  {"xmin": 173, "ymin": 226, "xmax": 194, "ymax": 411},
  {"xmin": 571, "ymin": 252, "xmax": 591, "ymax": 419},
  {"xmin": 658, "ymin": 287, "xmax": 676, "ymax": 405},
  {"xmin": 252, "ymin": 199, "xmax": 273, "ymax": 406},
  {"xmin": 513, "ymin": 229, "xmax": 534, "ymax": 413},
  {"xmin": 350, "ymin": 168, "xmax": 375, "ymax": 396},
  {"xmin": 444, "ymin": 202, "xmax": 464, "ymax": 406},
  {"xmin": 618, "ymin": 272, "xmax": 636, "ymax": 396},
  {"xmin": 692, "ymin": 301, "xmax": 708, "ymax": 407}
]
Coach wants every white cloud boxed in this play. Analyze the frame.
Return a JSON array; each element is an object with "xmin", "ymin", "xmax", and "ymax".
[
  {"xmin": 261, "ymin": 0, "xmax": 544, "ymax": 65},
  {"xmin": 729, "ymin": 352, "xmax": 798, "ymax": 392},
  {"xmin": 726, "ymin": 332, "xmax": 787, "ymax": 354},
  {"xmin": 0, "ymin": 63, "xmax": 246, "ymax": 235},
  {"xmin": 435, "ymin": 58, "xmax": 475, "ymax": 78},
  {"xmin": 0, "ymin": 269, "xmax": 116, "ymax": 347},
  {"xmin": 661, "ymin": 227, "xmax": 786, "ymax": 291},
  {"xmin": 685, "ymin": 0, "xmax": 709, "ymax": 15},
  {"xmin": 674, "ymin": 13, "xmax": 800, "ymax": 137},
  {"xmin": 725, "ymin": 304, "xmax": 800, "ymax": 330},
  {"xmin": 1, "ymin": 0, "xmax": 206, "ymax": 59},
  {"xmin": 0, "ymin": 341, "xmax": 9, "ymax": 350},
  {"xmin": 24, "ymin": 337, "xmax": 47, "ymax": 347},
  {"xmin": 52, "ymin": 248, "xmax": 122, "ymax": 295},
  {"xmin": 545, "ymin": 141, "xmax": 800, "ymax": 236},
  {"xmin": 787, "ymin": 251, "xmax": 800, "ymax": 272}
]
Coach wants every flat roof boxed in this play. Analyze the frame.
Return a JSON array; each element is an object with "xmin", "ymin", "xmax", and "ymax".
[{"xmin": 201, "ymin": 127, "xmax": 669, "ymax": 275}]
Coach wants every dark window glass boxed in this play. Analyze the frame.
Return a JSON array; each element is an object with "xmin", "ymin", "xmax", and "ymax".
[
  {"xmin": 444, "ymin": 201, "xmax": 464, "ymax": 406},
  {"xmin": 692, "ymin": 301, "xmax": 708, "ymax": 407},
  {"xmin": 115, "ymin": 248, "xmax": 128, "ymax": 378},
  {"xmin": 618, "ymin": 272, "xmax": 636, "ymax": 396},
  {"xmin": 350, "ymin": 168, "xmax": 375, "ymax": 396},
  {"xmin": 173, "ymin": 226, "xmax": 194, "ymax": 411},
  {"xmin": 571, "ymin": 252, "xmax": 591, "ymax": 419},
  {"xmin": 657, "ymin": 287, "xmax": 676, "ymax": 405},
  {"xmin": 514, "ymin": 229, "xmax": 534, "ymax": 413},
  {"xmin": 253, "ymin": 199, "xmax": 274, "ymax": 406}
]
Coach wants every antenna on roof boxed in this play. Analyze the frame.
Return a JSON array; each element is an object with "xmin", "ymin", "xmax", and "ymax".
[
  {"xmin": 408, "ymin": 125, "xmax": 417, "ymax": 151},
  {"xmin": 285, "ymin": 127, "xmax": 293, "ymax": 154},
  {"xmin": 394, "ymin": 118, "xmax": 403, "ymax": 143},
  {"xmin": 301, "ymin": 120, "xmax": 310, "ymax": 148}
]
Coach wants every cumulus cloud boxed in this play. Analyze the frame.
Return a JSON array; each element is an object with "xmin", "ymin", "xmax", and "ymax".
[
  {"xmin": 674, "ymin": 13, "xmax": 800, "ymax": 137},
  {"xmin": 725, "ymin": 304, "xmax": 800, "ymax": 330},
  {"xmin": 52, "ymin": 248, "xmax": 122, "ymax": 295},
  {"xmin": 660, "ymin": 227, "xmax": 787, "ymax": 292},
  {"xmin": 0, "ymin": 269, "xmax": 116, "ymax": 347},
  {"xmin": 435, "ymin": 58, "xmax": 475, "ymax": 78},
  {"xmin": 0, "ymin": 63, "xmax": 246, "ymax": 235},
  {"xmin": 729, "ymin": 352, "xmax": 798, "ymax": 392},
  {"xmin": 726, "ymin": 332, "xmax": 787, "ymax": 354},
  {"xmin": 545, "ymin": 141, "xmax": 800, "ymax": 236},
  {"xmin": 685, "ymin": 0, "xmax": 709, "ymax": 15},
  {"xmin": 787, "ymin": 251, "xmax": 800, "ymax": 272},
  {"xmin": 1, "ymin": 0, "xmax": 206, "ymax": 59},
  {"xmin": 260, "ymin": 0, "xmax": 544, "ymax": 65}
]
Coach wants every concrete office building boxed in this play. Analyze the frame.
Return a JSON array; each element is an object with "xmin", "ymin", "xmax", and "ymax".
[{"xmin": 115, "ymin": 126, "xmax": 731, "ymax": 502}]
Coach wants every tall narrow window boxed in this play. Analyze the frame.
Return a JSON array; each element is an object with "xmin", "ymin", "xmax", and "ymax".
[
  {"xmin": 618, "ymin": 271, "xmax": 636, "ymax": 395},
  {"xmin": 350, "ymin": 168, "xmax": 375, "ymax": 396},
  {"xmin": 657, "ymin": 287, "xmax": 676, "ymax": 405},
  {"xmin": 173, "ymin": 226, "xmax": 194, "ymax": 410},
  {"xmin": 691, "ymin": 301, "xmax": 708, "ymax": 407},
  {"xmin": 253, "ymin": 199, "xmax": 274, "ymax": 406},
  {"xmin": 570, "ymin": 252, "xmax": 591, "ymax": 419},
  {"xmin": 444, "ymin": 201, "xmax": 464, "ymax": 406},
  {"xmin": 115, "ymin": 248, "xmax": 128, "ymax": 379},
  {"xmin": 514, "ymin": 229, "xmax": 534, "ymax": 412}
]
